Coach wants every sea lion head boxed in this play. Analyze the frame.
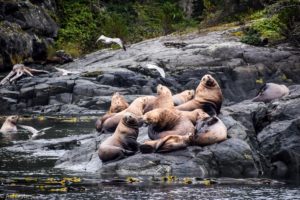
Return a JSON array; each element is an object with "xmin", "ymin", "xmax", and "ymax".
[
  {"xmin": 123, "ymin": 112, "xmax": 143, "ymax": 128},
  {"xmin": 110, "ymin": 92, "xmax": 128, "ymax": 113},
  {"xmin": 143, "ymin": 109, "xmax": 161, "ymax": 125},
  {"xmin": 7, "ymin": 115, "xmax": 19, "ymax": 125},
  {"xmin": 157, "ymin": 84, "xmax": 172, "ymax": 96},
  {"xmin": 111, "ymin": 92, "xmax": 121, "ymax": 101},
  {"xmin": 143, "ymin": 108, "xmax": 178, "ymax": 128},
  {"xmin": 201, "ymin": 74, "xmax": 217, "ymax": 88}
]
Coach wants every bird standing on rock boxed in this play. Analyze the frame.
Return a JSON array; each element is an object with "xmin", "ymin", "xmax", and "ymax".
[{"xmin": 96, "ymin": 35, "xmax": 126, "ymax": 51}]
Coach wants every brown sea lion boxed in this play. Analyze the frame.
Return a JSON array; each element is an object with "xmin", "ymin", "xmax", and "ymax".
[
  {"xmin": 108, "ymin": 92, "xmax": 129, "ymax": 113},
  {"xmin": 98, "ymin": 112, "xmax": 142, "ymax": 162},
  {"xmin": 252, "ymin": 83, "xmax": 289, "ymax": 103},
  {"xmin": 96, "ymin": 96, "xmax": 152, "ymax": 133},
  {"xmin": 176, "ymin": 74, "xmax": 223, "ymax": 116},
  {"xmin": 0, "ymin": 115, "xmax": 19, "ymax": 133},
  {"xmin": 172, "ymin": 89, "xmax": 195, "ymax": 106},
  {"xmin": 193, "ymin": 116, "xmax": 227, "ymax": 146},
  {"xmin": 140, "ymin": 133, "xmax": 193, "ymax": 153},
  {"xmin": 177, "ymin": 109, "xmax": 210, "ymax": 125},
  {"xmin": 143, "ymin": 108, "xmax": 195, "ymax": 140},
  {"xmin": 144, "ymin": 84, "xmax": 174, "ymax": 113}
]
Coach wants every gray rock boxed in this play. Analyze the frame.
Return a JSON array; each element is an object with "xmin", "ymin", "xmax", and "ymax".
[
  {"xmin": 258, "ymin": 118, "xmax": 300, "ymax": 179},
  {"xmin": 20, "ymin": 87, "xmax": 35, "ymax": 99}
]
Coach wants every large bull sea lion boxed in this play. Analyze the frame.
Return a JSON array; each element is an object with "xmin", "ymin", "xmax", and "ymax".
[{"xmin": 176, "ymin": 74, "xmax": 223, "ymax": 115}]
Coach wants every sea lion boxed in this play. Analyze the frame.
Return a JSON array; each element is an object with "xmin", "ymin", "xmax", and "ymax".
[
  {"xmin": 176, "ymin": 74, "xmax": 223, "ymax": 116},
  {"xmin": 140, "ymin": 133, "xmax": 193, "ymax": 153},
  {"xmin": 96, "ymin": 96, "xmax": 152, "ymax": 133},
  {"xmin": 252, "ymin": 83, "xmax": 289, "ymax": 103},
  {"xmin": 144, "ymin": 84, "xmax": 174, "ymax": 113},
  {"xmin": 143, "ymin": 108, "xmax": 195, "ymax": 140},
  {"xmin": 108, "ymin": 92, "xmax": 129, "ymax": 113},
  {"xmin": 98, "ymin": 112, "xmax": 142, "ymax": 162},
  {"xmin": 193, "ymin": 116, "xmax": 227, "ymax": 146},
  {"xmin": 173, "ymin": 89, "xmax": 195, "ymax": 106},
  {"xmin": 177, "ymin": 109, "xmax": 210, "ymax": 125},
  {"xmin": 0, "ymin": 115, "xmax": 19, "ymax": 133}
]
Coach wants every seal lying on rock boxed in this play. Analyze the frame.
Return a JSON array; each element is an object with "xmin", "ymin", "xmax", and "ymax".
[
  {"xmin": 0, "ymin": 115, "xmax": 19, "ymax": 133},
  {"xmin": 193, "ymin": 116, "xmax": 227, "ymax": 146},
  {"xmin": 176, "ymin": 74, "xmax": 223, "ymax": 116},
  {"xmin": 143, "ymin": 108, "xmax": 195, "ymax": 140},
  {"xmin": 144, "ymin": 84, "xmax": 174, "ymax": 113},
  {"xmin": 172, "ymin": 89, "xmax": 195, "ymax": 106},
  {"xmin": 96, "ymin": 96, "xmax": 151, "ymax": 133},
  {"xmin": 98, "ymin": 112, "xmax": 142, "ymax": 162},
  {"xmin": 108, "ymin": 92, "xmax": 129, "ymax": 113},
  {"xmin": 252, "ymin": 83, "xmax": 289, "ymax": 103}
]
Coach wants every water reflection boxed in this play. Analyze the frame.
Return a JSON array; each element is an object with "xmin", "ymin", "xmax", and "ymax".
[
  {"xmin": 1, "ymin": 182, "xmax": 299, "ymax": 200},
  {"xmin": 0, "ymin": 115, "xmax": 300, "ymax": 199}
]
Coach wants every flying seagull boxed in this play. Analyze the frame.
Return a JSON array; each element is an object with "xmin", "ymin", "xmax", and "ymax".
[
  {"xmin": 96, "ymin": 35, "xmax": 126, "ymax": 51},
  {"xmin": 55, "ymin": 67, "xmax": 80, "ymax": 76},
  {"xmin": 146, "ymin": 63, "xmax": 166, "ymax": 78},
  {"xmin": 18, "ymin": 125, "xmax": 52, "ymax": 140}
]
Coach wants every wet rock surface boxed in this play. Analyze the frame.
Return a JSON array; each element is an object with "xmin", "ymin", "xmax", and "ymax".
[{"xmin": 0, "ymin": 29, "xmax": 300, "ymax": 179}]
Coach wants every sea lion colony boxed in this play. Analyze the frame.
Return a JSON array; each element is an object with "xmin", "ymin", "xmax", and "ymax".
[
  {"xmin": 0, "ymin": 73, "xmax": 289, "ymax": 162},
  {"xmin": 97, "ymin": 74, "xmax": 228, "ymax": 162}
]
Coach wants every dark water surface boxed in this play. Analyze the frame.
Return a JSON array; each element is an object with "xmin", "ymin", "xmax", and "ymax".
[{"xmin": 0, "ymin": 116, "xmax": 300, "ymax": 200}]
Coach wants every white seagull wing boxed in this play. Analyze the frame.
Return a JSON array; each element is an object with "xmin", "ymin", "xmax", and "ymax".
[
  {"xmin": 18, "ymin": 125, "xmax": 39, "ymax": 135},
  {"xmin": 146, "ymin": 64, "xmax": 166, "ymax": 78},
  {"xmin": 113, "ymin": 38, "xmax": 124, "ymax": 48}
]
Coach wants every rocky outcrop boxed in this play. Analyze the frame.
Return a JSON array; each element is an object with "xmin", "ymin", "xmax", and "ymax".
[
  {"xmin": 0, "ymin": 28, "xmax": 300, "ymax": 179},
  {"xmin": 1, "ymin": 28, "xmax": 300, "ymax": 114},
  {"xmin": 0, "ymin": 0, "xmax": 58, "ymax": 70},
  {"xmin": 52, "ymin": 87, "xmax": 300, "ymax": 179}
]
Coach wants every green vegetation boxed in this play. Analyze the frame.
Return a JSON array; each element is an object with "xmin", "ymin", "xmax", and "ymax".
[
  {"xmin": 52, "ymin": 0, "xmax": 299, "ymax": 56},
  {"xmin": 240, "ymin": 0, "xmax": 300, "ymax": 46},
  {"xmin": 55, "ymin": 0, "xmax": 196, "ymax": 57}
]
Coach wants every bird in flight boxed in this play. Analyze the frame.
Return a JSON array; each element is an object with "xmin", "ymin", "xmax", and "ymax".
[
  {"xmin": 18, "ymin": 125, "xmax": 52, "ymax": 140},
  {"xmin": 96, "ymin": 35, "xmax": 126, "ymax": 51}
]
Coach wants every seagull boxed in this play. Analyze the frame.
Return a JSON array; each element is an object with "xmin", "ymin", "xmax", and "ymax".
[
  {"xmin": 18, "ymin": 125, "xmax": 52, "ymax": 140},
  {"xmin": 96, "ymin": 35, "xmax": 126, "ymax": 51},
  {"xmin": 55, "ymin": 67, "xmax": 80, "ymax": 76},
  {"xmin": 146, "ymin": 63, "xmax": 166, "ymax": 78}
]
